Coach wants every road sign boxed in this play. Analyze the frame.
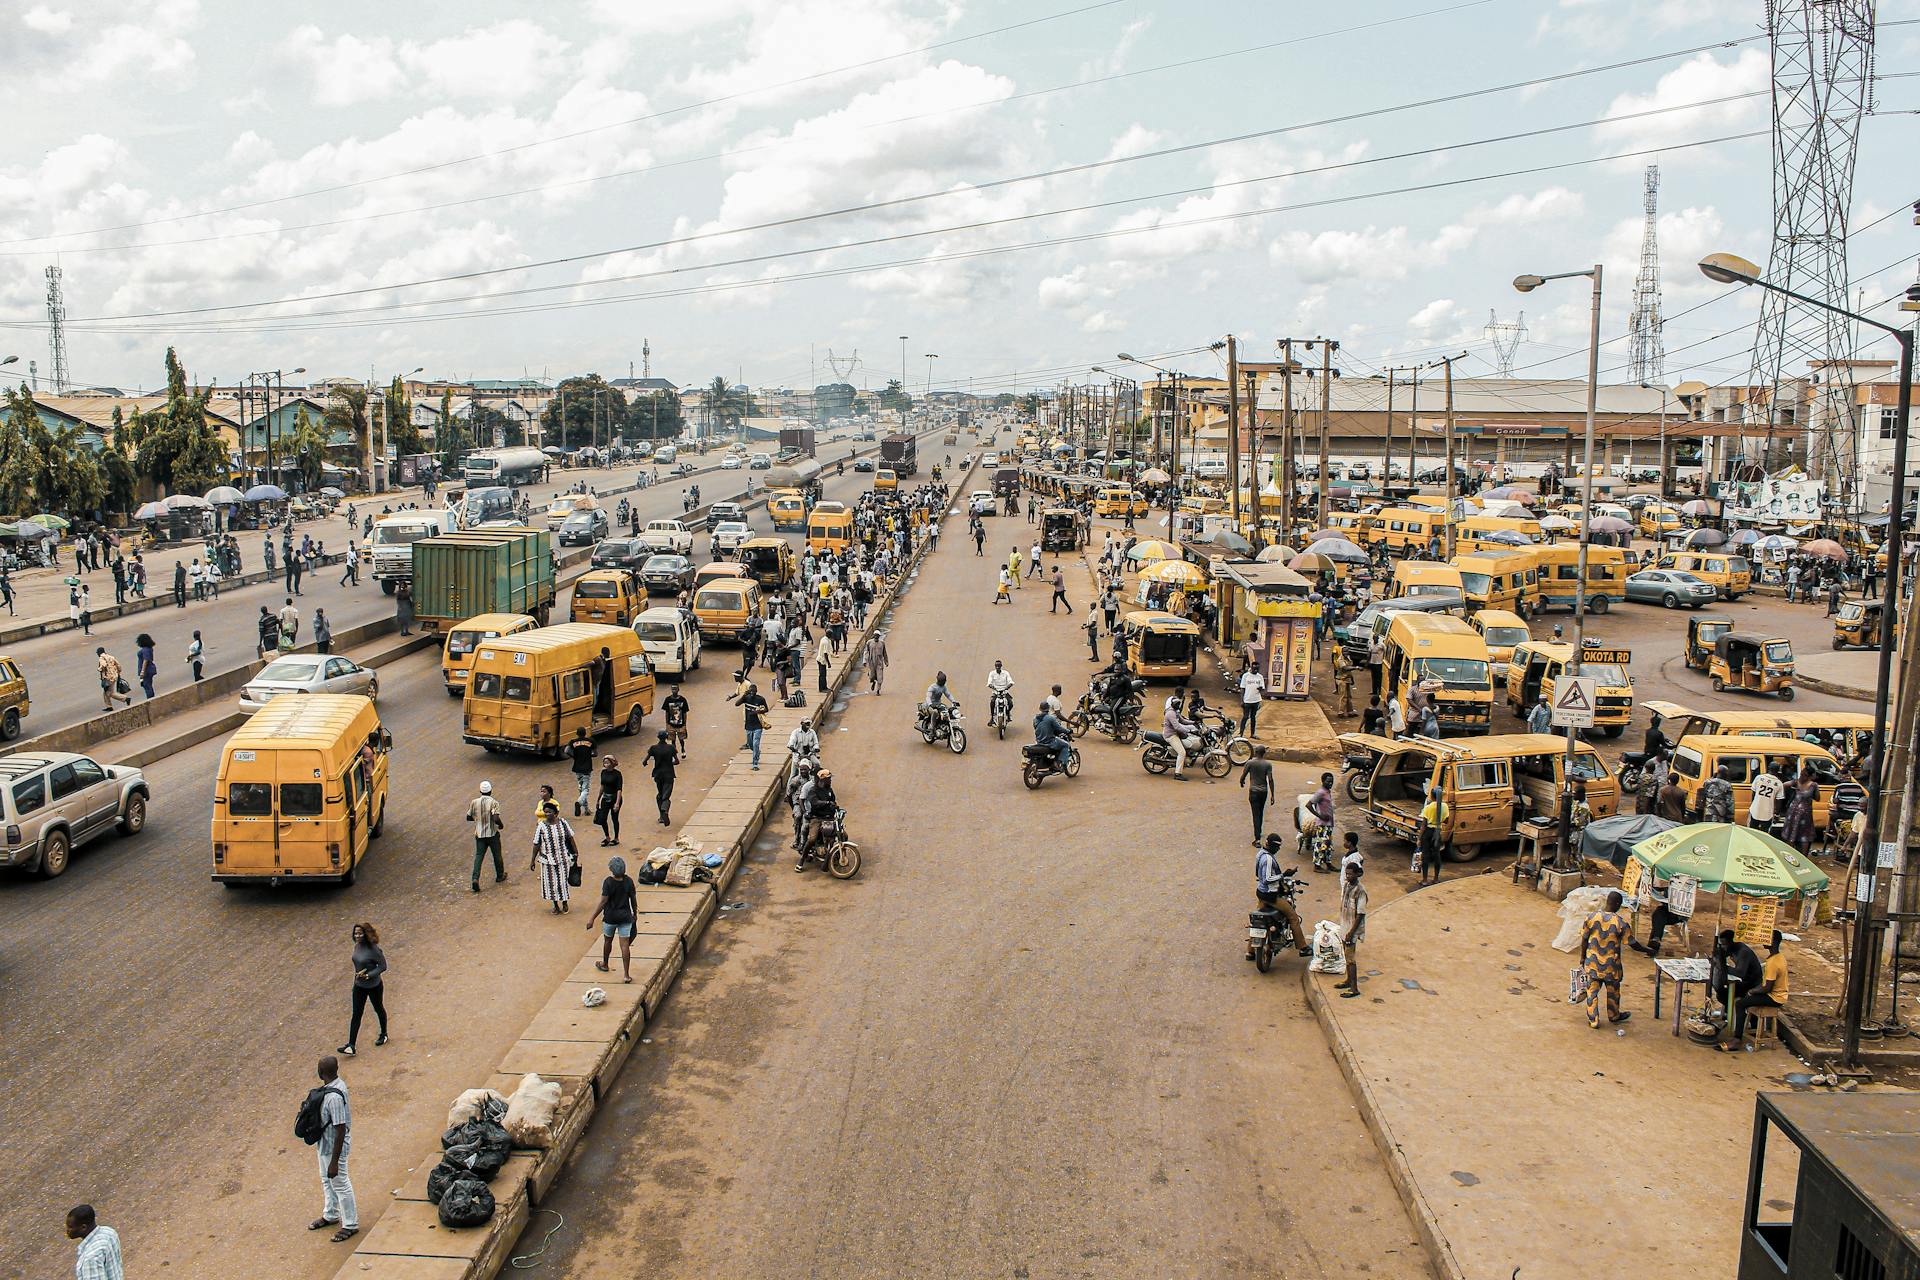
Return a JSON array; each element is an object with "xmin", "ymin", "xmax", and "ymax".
[
  {"xmin": 1580, "ymin": 648, "xmax": 1632, "ymax": 665},
  {"xmin": 1550, "ymin": 676, "xmax": 1598, "ymax": 728}
]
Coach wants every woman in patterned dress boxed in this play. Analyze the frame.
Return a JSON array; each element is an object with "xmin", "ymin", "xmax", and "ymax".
[{"xmin": 531, "ymin": 801, "xmax": 577, "ymax": 914}]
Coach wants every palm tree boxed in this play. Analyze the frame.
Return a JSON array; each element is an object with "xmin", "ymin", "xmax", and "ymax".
[
  {"xmin": 705, "ymin": 375, "xmax": 748, "ymax": 438},
  {"xmin": 324, "ymin": 384, "xmax": 370, "ymax": 484}
]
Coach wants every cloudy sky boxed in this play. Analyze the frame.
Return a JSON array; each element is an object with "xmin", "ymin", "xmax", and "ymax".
[{"xmin": 0, "ymin": 0, "xmax": 1915, "ymax": 398}]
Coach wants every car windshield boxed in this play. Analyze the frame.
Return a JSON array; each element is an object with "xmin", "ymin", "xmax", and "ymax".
[
  {"xmin": 1483, "ymin": 626, "xmax": 1528, "ymax": 648},
  {"xmin": 446, "ymin": 629, "xmax": 495, "ymax": 657},
  {"xmin": 595, "ymin": 542, "xmax": 632, "ymax": 559},
  {"xmin": 646, "ymin": 557, "xmax": 686, "ymax": 573},
  {"xmin": 1410, "ymin": 656, "xmax": 1490, "ymax": 689},
  {"xmin": 1765, "ymin": 642, "xmax": 1793, "ymax": 663},
  {"xmin": 563, "ymin": 513, "xmax": 596, "ymax": 528},
  {"xmin": 1576, "ymin": 663, "xmax": 1629, "ymax": 686},
  {"xmin": 636, "ymin": 620, "xmax": 681, "ymax": 641},
  {"xmin": 1838, "ymin": 603, "xmax": 1864, "ymax": 621},
  {"xmin": 575, "ymin": 579, "xmax": 620, "ymax": 599},
  {"xmin": 1458, "ymin": 572, "xmax": 1493, "ymax": 596},
  {"xmin": 371, "ymin": 524, "xmax": 433, "ymax": 545},
  {"xmin": 695, "ymin": 590, "xmax": 743, "ymax": 611},
  {"xmin": 257, "ymin": 659, "xmax": 319, "ymax": 682},
  {"xmin": 1567, "ymin": 752, "xmax": 1608, "ymax": 782}
]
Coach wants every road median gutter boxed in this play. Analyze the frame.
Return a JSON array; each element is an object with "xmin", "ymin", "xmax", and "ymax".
[{"xmin": 329, "ymin": 467, "xmax": 967, "ymax": 1280}]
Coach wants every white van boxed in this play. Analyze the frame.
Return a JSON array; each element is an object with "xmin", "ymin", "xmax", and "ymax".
[
  {"xmin": 633, "ymin": 606, "xmax": 701, "ymax": 675},
  {"xmin": 366, "ymin": 509, "xmax": 459, "ymax": 592},
  {"xmin": 654, "ymin": 445, "xmax": 678, "ymax": 465}
]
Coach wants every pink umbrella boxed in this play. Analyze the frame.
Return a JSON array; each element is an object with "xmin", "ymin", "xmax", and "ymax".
[
  {"xmin": 1681, "ymin": 499, "xmax": 1714, "ymax": 516},
  {"xmin": 1588, "ymin": 515, "xmax": 1632, "ymax": 534},
  {"xmin": 1801, "ymin": 538, "xmax": 1846, "ymax": 560}
]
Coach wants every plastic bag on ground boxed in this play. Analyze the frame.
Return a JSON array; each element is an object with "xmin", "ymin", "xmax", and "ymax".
[
  {"xmin": 438, "ymin": 1177, "xmax": 496, "ymax": 1228},
  {"xmin": 440, "ymin": 1117, "xmax": 511, "ymax": 1180},
  {"xmin": 1551, "ymin": 885, "xmax": 1615, "ymax": 952},
  {"xmin": 1309, "ymin": 920, "xmax": 1346, "ymax": 974},
  {"xmin": 445, "ymin": 1088, "xmax": 508, "ymax": 1130},
  {"xmin": 425, "ymin": 1160, "xmax": 464, "ymax": 1205},
  {"xmin": 504, "ymin": 1073, "xmax": 564, "ymax": 1149}
]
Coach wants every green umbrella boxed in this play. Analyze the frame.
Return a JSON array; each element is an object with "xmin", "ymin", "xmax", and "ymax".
[
  {"xmin": 25, "ymin": 513, "xmax": 69, "ymax": 530},
  {"xmin": 1631, "ymin": 822, "xmax": 1829, "ymax": 897}
]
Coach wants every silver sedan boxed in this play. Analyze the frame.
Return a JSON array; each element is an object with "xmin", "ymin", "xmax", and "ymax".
[
  {"xmin": 1624, "ymin": 569, "xmax": 1718, "ymax": 609},
  {"xmin": 239, "ymin": 655, "xmax": 379, "ymax": 712}
]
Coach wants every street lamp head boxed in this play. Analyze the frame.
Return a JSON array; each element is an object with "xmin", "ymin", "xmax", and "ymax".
[
  {"xmin": 1698, "ymin": 252, "xmax": 1762, "ymax": 285},
  {"xmin": 292, "ymin": 367, "xmax": 306, "ymax": 375},
  {"xmin": 1116, "ymin": 353, "xmax": 1135, "ymax": 362},
  {"xmin": 0, "ymin": 355, "xmax": 16, "ymax": 367},
  {"xmin": 1512, "ymin": 274, "xmax": 1546, "ymax": 293}
]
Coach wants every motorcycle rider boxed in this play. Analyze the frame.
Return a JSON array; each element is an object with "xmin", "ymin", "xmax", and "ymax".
[
  {"xmin": 799, "ymin": 767, "xmax": 840, "ymax": 870},
  {"xmin": 1033, "ymin": 700, "xmax": 1074, "ymax": 773},
  {"xmin": 1163, "ymin": 693, "xmax": 1201, "ymax": 780},
  {"xmin": 985, "ymin": 660, "xmax": 1015, "ymax": 727},
  {"xmin": 1253, "ymin": 833, "xmax": 1311, "ymax": 958},
  {"xmin": 921, "ymin": 670, "xmax": 957, "ymax": 733},
  {"xmin": 787, "ymin": 717, "xmax": 821, "ymax": 762}
]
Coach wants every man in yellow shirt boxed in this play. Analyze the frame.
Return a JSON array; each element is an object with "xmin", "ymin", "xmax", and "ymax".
[
  {"xmin": 1008, "ymin": 546, "xmax": 1023, "ymax": 587},
  {"xmin": 1721, "ymin": 929, "xmax": 1788, "ymax": 1052}
]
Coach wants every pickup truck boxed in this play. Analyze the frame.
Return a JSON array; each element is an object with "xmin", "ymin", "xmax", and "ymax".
[{"xmin": 638, "ymin": 518, "xmax": 695, "ymax": 556}]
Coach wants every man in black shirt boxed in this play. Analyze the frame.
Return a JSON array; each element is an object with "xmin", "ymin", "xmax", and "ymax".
[
  {"xmin": 1240, "ymin": 743, "xmax": 1275, "ymax": 844},
  {"xmin": 644, "ymin": 730, "xmax": 679, "ymax": 825},
  {"xmin": 567, "ymin": 727, "xmax": 596, "ymax": 816},
  {"xmin": 662, "ymin": 687, "xmax": 689, "ymax": 751},
  {"xmin": 1709, "ymin": 929, "xmax": 1764, "ymax": 1024},
  {"xmin": 732, "ymin": 680, "xmax": 769, "ymax": 769}
]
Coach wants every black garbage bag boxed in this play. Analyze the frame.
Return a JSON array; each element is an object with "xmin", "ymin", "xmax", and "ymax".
[
  {"xmin": 425, "ymin": 1160, "xmax": 463, "ymax": 1205},
  {"xmin": 441, "ymin": 1136, "xmax": 509, "ymax": 1181},
  {"xmin": 438, "ymin": 1177, "xmax": 495, "ymax": 1228},
  {"xmin": 442, "ymin": 1117, "xmax": 511, "ymax": 1152}
]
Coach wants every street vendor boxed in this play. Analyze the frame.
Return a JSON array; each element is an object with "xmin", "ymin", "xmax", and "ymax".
[
  {"xmin": 1628, "ymin": 869, "xmax": 1691, "ymax": 960},
  {"xmin": 1708, "ymin": 929, "xmax": 1764, "ymax": 1023},
  {"xmin": 1719, "ymin": 930, "xmax": 1789, "ymax": 1052}
]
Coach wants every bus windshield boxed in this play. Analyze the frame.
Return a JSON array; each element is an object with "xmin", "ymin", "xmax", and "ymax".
[
  {"xmin": 1457, "ymin": 572, "xmax": 1493, "ymax": 597},
  {"xmin": 1411, "ymin": 656, "xmax": 1490, "ymax": 690}
]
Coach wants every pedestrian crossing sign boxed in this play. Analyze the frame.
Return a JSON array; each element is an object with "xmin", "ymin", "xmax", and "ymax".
[{"xmin": 1550, "ymin": 676, "xmax": 1598, "ymax": 728}]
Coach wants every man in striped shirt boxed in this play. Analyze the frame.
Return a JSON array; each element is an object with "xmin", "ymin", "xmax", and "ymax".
[{"xmin": 67, "ymin": 1204, "xmax": 123, "ymax": 1280}]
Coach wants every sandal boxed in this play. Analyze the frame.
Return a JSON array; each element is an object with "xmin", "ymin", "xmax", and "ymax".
[
  {"xmin": 594, "ymin": 961, "xmax": 610, "ymax": 972},
  {"xmin": 1716, "ymin": 1041, "xmax": 1742, "ymax": 1053},
  {"xmin": 309, "ymin": 1219, "xmax": 336, "ymax": 1231},
  {"xmin": 330, "ymin": 1227, "xmax": 359, "ymax": 1243}
]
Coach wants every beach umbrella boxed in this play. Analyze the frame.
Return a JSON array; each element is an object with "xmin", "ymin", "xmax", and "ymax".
[
  {"xmin": 1801, "ymin": 538, "xmax": 1846, "ymax": 560},
  {"xmin": 11, "ymin": 521, "xmax": 53, "ymax": 540},
  {"xmin": 1483, "ymin": 486, "xmax": 1525, "ymax": 500},
  {"xmin": 1254, "ymin": 544, "xmax": 1296, "ymax": 563},
  {"xmin": 1584, "ymin": 813, "xmax": 1680, "ymax": 869},
  {"xmin": 134, "ymin": 501, "xmax": 168, "ymax": 520},
  {"xmin": 1302, "ymin": 536, "xmax": 1368, "ymax": 564},
  {"xmin": 24, "ymin": 512, "xmax": 69, "ymax": 530},
  {"xmin": 541, "ymin": 445, "xmax": 566, "ymax": 455},
  {"xmin": 1138, "ymin": 468, "xmax": 1170, "ymax": 484},
  {"xmin": 203, "ymin": 485, "xmax": 246, "ymax": 504},
  {"xmin": 1139, "ymin": 559, "xmax": 1207, "ymax": 587},
  {"xmin": 1305, "ymin": 528, "xmax": 1341, "ymax": 543},
  {"xmin": 1630, "ymin": 822, "xmax": 1828, "ymax": 898},
  {"xmin": 1126, "ymin": 539, "xmax": 1178, "ymax": 563},
  {"xmin": 1539, "ymin": 513, "xmax": 1578, "ymax": 531},
  {"xmin": 1480, "ymin": 529, "xmax": 1534, "ymax": 546},
  {"xmin": 163, "ymin": 493, "xmax": 210, "ymax": 511},
  {"xmin": 1290, "ymin": 551, "xmax": 1336, "ymax": 574},
  {"xmin": 319, "ymin": 486, "xmax": 346, "ymax": 498},
  {"xmin": 243, "ymin": 483, "xmax": 287, "ymax": 503},
  {"xmin": 1683, "ymin": 527, "xmax": 1727, "ymax": 548},
  {"xmin": 1727, "ymin": 528, "xmax": 1759, "ymax": 546},
  {"xmin": 1681, "ymin": 499, "xmax": 1714, "ymax": 516},
  {"xmin": 1209, "ymin": 529, "xmax": 1254, "ymax": 556},
  {"xmin": 1754, "ymin": 534, "xmax": 1799, "ymax": 555},
  {"xmin": 1588, "ymin": 515, "xmax": 1632, "ymax": 535}
]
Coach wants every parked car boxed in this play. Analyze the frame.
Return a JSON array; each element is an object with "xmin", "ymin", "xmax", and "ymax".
[
  {"xmin": 1624, "ymin": 569, "xmax": 1719, "ymax": 610},
  {"xmin": 591, "ymin": 538, "xmax": 650, "ymax": 573},
  {"xmin": 749, "ymin": 453, "xmax": 772, "ymax": 470},
  {"xmin": 557, "ymin": 508, "xmax": 609, "ymax": 546},
  {"xmin": 853, "ymin": 458, "xmax": 876, "ymax": 473},
  {"xmin": 239, "ymin": 654, "xmax": 378, "ymax": 713},
  {"xmin": 710, "ymin": 521, "xmax": 752, "ymax": 557},
  {"xmin": 0, "ymin": 752, "xmax": 149, "ymax": 879},
  {"xmin": 641, "ymin": 554, "xmax": 696, "ymax": 596}
]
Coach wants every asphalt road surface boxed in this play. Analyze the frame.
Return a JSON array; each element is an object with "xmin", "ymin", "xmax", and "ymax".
[
  {"xmin": 3, "ymin": 430, "xmax": 906, "ymax": 739},
  {"xmin": 0, "ymin": 457, "xmax": 930, "ymax": 1280},
  {"xmin": 521, "ymin": 502, "xmax": 1432, "ymax": 1279}
]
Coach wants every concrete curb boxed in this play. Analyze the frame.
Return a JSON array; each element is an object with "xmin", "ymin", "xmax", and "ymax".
[
  {"xmin": 330, "ymin": 462, "xmax": 971, "ymax": 1280},
  {"xmin": 1299, "ymin": 953, "xmax": 1467, "ymax": 1280},
  {"xmin": 1794, "ymin": 672, "xmax": 1873, "ymax": 702}
]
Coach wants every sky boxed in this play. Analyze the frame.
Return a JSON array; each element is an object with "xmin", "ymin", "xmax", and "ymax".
[{"xmin": 0, "ymin": 0, "xmax": 1915, "ymax": 399}]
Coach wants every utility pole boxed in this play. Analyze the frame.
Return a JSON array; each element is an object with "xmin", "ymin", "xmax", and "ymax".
[
  {"xmin": 1381, "ymin": 369, "xmax": 1396, "ymax": 483},
  {"xmin": 1316, "ymin": 339, "xmax": 1338, "ymax": 525},
  {"xmin": 1278, "ymin": 341, "xmax": 1296, "ymax": 544},
  {"xmin": 1442, "ymin": 355, "xmax": 1459, "ymax": 558},
  {"xmin": 1405, "ymin": 366, "xmax": 1421, "ymax": 485},
  {"xmin": 1226, "ymin": 336, "xmax": 1243, "ymax": 537}
]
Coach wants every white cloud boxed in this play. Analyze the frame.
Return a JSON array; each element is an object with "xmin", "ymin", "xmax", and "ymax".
[
  {"xmin": 6, "ymin": 0, "xmax": 199, "ymax": 90},
  {"xmin": 279, "ymin": 20, "xmax": 570, "ymax": 107},
  {"xmin": 1595, "ymin": 50, "xmax": 1770, "ymax": 157},
  {"xmin": 1103, "ymin": 124, "xmax": 1165, "ymax": 164},
  {"xmin": 22, "ymin": 5, "xmax": 73, "ymax": 33}
]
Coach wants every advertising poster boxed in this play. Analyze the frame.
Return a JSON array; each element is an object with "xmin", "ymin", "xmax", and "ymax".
[{"xmin": 1731, "ymin": 894, "xmax": 1779, "ymax": 948}]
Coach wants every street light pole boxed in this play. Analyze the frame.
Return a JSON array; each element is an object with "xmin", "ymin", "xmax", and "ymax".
[
  {"xmin": 898, "ymin": 335, "xmax": 909, "ymax": 430},
  {"xmin": 1700, "ymin": 252, "xmax": 1915, "ymax": 1068},
  {"xmin": 1515, "ymin": 265, "xmax": 1604, "ymax": 870}
]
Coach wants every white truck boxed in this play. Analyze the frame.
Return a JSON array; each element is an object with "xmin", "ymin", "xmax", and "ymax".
[
  {"xmin": 638, "ymin": 518, "xmax": 694, "ymax": 556},
  {"xmin": 367, "ymin": 509, "xmax": 459, "ymax": 594}
]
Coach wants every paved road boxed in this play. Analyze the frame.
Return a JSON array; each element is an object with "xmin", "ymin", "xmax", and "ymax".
[
  {"xmin": 1, "ymin": 429, "xmax": 911, "ymax": 740},
  {"xmin": 0, "ymin": 459, "xmax": 926, "ymax": 1280},
  {"xmin": 523, "ymin": 502, "xmax": 1431, "ymax": 1278}
]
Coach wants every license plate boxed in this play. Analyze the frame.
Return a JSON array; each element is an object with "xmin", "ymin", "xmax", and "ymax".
[{"xmin": 1247, "ymin": 927, "xmax": 1268, "ymax": 940}]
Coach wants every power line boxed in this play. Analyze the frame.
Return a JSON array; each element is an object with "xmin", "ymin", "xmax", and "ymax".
[{"xmin": 0, "ymin": 0, "xmax": 1503, "ymax": 260}]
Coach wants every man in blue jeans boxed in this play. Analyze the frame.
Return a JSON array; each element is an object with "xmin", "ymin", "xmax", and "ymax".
[{"xmin": 732, "ymin": 680, "xmax": 769, "ymax": 769}]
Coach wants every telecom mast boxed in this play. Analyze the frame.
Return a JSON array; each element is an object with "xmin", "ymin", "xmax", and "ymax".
[
  {"xmin": 642, "ymin": 338, "xmax": 651, "ymax": 380},
  {"xmin": 1742, "ymin": 0, "xmax": 1874, "ymax": 494},
  {"xmin": 1628, "ymin": 165, "xmax": 1666, "ymax": 386},
  {"xmin": 45, "ymin": 265, "xmax": 69, "ymax": 394}
]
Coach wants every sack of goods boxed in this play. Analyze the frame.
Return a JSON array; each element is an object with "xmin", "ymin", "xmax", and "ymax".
[
  {"xmin": 505, "ymin": 1073, "xmax": 564, "ymax": 1149},
  {"xmin": 445, "ymin": 1088, "xmax": 508, "ymax": 1130},
  {"xmin": 1309, "ymin": 920, "xmax": 1347, "ymax": 975},
  {"xmin": 437, "ymin": 1177, "xmax": 496, "ymax": 1228}
]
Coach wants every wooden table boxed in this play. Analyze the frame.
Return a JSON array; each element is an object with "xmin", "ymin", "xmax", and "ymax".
[{"xmin": 1653, "ymin": 957, "xmax": 1713, "ymax": 1036}]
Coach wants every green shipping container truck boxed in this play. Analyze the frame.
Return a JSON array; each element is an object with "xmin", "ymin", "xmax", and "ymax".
[{"xmin": 410, "ymin": 527, "xmax": 556, "ymax": 631}]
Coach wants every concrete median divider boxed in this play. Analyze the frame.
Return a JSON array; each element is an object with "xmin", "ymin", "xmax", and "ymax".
[
  {"xmin": 0, "ymin": 552, "xmax": 346, "ymax": 648},
  {"xmin": 329, "ymin": 462, "xmax": 971, "ymax": 1280}
]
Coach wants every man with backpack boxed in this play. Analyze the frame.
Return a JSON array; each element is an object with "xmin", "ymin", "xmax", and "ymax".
[{"xmin": 298, "ymin": 1055, "xmax": 357, "ymax": 1242}]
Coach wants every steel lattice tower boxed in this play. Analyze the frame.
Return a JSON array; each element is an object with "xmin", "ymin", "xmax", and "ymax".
[
  {"xmin": 1628, "ymin": 166, "xmax": 1666, "ymax": 386},
  {"xmin": 1484, "ymin": 311, "xmax": 1527, "ymax": 376},
  {"xmin": 44, "ymin": 265, "xmax": 68, "ymax": 394},
  {"xmin": 1742, "ymin": 0, "xmax": 1875, "ymax": 494}
]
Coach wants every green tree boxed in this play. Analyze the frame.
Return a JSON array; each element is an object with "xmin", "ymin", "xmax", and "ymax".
[
  {"xmin": 703, "ymin": 375, "xmax": 750, "ymax": 438},
  {"xmin": 878, "ymin": 379, "xmax": 912, "ymax": 413},
  {"xmin": 324, "ymin": 384, "xmax": 370, "ymax": 482},
  {"xmin": 284, "ymin": 405, "xmax": 331, "ymax": 491},
  {"xmin": 1017, "ymin": 392, "xmax": 1041, "ymax": 420},
  {"xmin": 468, "ymin": 404, "xmax": 522, "ymax": 447},
  {"xmin": 539, "ymin": 376, "xmax": 626, "ymax": 450},
  {"xmin": 0, "ymin": 384, "xmax": 43, "ymax": 516},
  {"xmin": 438, "ymin": 390, "xmax": 463, "ymax": 474},
  {"xmin": 812, "ymin": 382, "xmax": 855, "ymax": 421},
  {"xmin": 127, "ymin": 347, "xmax": 229, "ymax": 495},
  {"xmin": 385, "ymin": 376, "xmax": 425, "ymax": 456},
  {"xmin": 624, "ymin": 390, "xmax": 682, "ymax": 440},
  {"xmin": 101, "ymin": 407, "xmax": 137, "ymax": 514}
]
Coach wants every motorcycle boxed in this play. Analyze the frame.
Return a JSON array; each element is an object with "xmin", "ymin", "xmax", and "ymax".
[
  {"xmin": 1617, "ymin": 748, "xmax": 1665, "ymax": 794},
  {"xmin": 1021, "ymin": 741, "xmax": 1081, "ymax": 789},
  {"xmin": 916, "ymin": 703, "xmax": 968, "ymax": 754},
  {"xmin": 1190, "ymin": 705, "xmax": 1256, "ymax": 766},
  {"xmin": 1139, "ymin": 729, "xmax": 1232, "ymax": 779},
  {"xmin": 1340, "ymin": 747, "xmax": 1376, "ymax": 803},
  {"xmin": 1294, "ymin": 796, "xmax": 1335, "ymax": 872},
  {"xmin": 1068, "ymin": 685, "xmax": 1144, "ymax": 743},
  {"xmin": 1247, "ymin": 868, "xmax": 1307, "ymax": 972},
  {"xmin": 796, "ymin": 806, "xmax": 862, "ymax": 879},
  {"xmin": 988, "ymin": 689, "xmax": 1014, "ymax": 739}
]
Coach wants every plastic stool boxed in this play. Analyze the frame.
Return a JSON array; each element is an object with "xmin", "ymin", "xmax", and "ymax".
[{"xmin": 1744, "ymin": 1010, "xmax": 1780, "ymax": 1049}]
